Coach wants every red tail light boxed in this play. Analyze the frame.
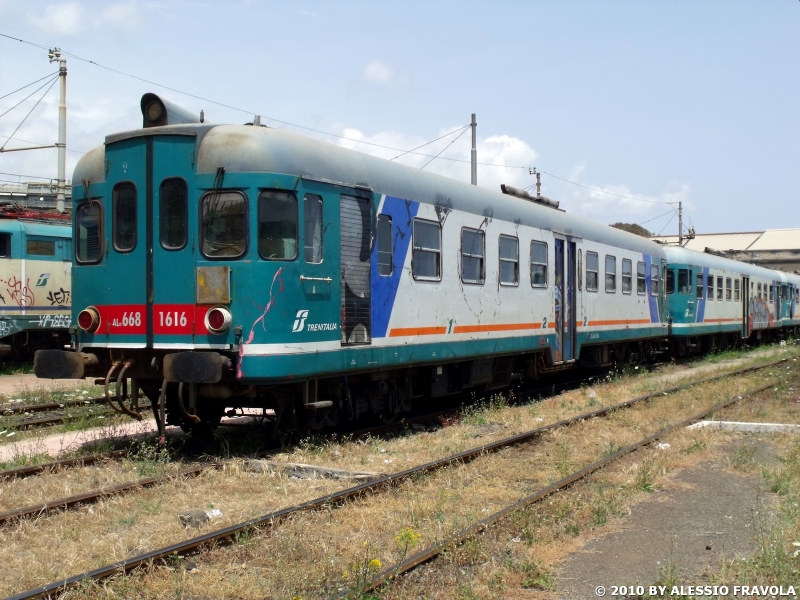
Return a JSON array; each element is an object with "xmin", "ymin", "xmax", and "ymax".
[
  {"xmin": 78, "ymin": 307, "xmax": 101, "ymax": 333},
  {"xmin": 205, "ymin": 307, "xmax": 232, "ymax": 333}
]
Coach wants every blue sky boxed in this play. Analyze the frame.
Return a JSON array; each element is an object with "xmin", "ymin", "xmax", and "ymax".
[{"xmin": 1, "ymin": 0, "xmax": 798, "ymax": 235}]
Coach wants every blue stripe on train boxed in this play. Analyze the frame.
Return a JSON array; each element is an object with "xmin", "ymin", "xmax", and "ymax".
[
  {"xmin": 370, "ymin": 196, "xmax": 420, "ymax": 338},
  {"xmin": 696, "ymin": 266, "xmax": 709, "ymax": 322},
  {"xmin": 644, "ymin": 254, "xmax": 659, "ymax": 323}
]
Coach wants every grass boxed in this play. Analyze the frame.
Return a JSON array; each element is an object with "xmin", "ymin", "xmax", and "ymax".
[
  {"xmin": 720, "ymin": 436, "xmax": 800, "ymax": 588},
  {"xmin": 0, "ymin": 351, "xmax": 794, "ymax": 598}
]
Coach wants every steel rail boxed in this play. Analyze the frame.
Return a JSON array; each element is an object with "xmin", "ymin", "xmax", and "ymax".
[
  {"xmin": 1, "ymin": 396, "xmax": 109, "ymax": 416},
  {"xmin": 7, "ymin": 357, "xmax": 791, "ymax": 600},
  {"xmin": 0, "ymin": 463, "xmax": 220, "ymax": 526},
  {"xmin": 0, "ymin": 449, "xmax": 129, "ymax": 481},
  {"xmin": 350, "ymin": 379, "xmax": 780, "ymax": 598},
  {"xmin": 6, "ymin": 402, "xmax": 152, "ymax": 430}
]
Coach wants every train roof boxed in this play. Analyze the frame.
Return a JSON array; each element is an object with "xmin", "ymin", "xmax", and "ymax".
[
  {"xmin": 0, "ymin": 219, "xmax": 71, "ymax": 237},
  {"xmin": 75, "ymin": 122, "xmax": 665, "ymax": 257},
  {"xmin": 662, "ymin": 244, "xmax": 798, "ymax": 282}
]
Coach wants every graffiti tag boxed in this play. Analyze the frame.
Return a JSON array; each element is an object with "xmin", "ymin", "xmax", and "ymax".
[
  {"xmin": 46, "ymin": 287, "xmax": 70, "ymax": 306},
  {"xmin": 35, "ymin": 314, "xmax": 71, "ymax": 328}
]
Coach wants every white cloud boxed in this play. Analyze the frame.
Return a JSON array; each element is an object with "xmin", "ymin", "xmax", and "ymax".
[
  {"xmin": 546, "ymin": 168, "xmax": 693, "ymax": 234},
  {"xmin": 353, "ymin": 59, "xmax": 411, "ymax": 92},
  {"xmin": 26, "ymin": 1, "xmax": 145, "ymax": 36},
  {"xmin": 330, "ymin": 123, "xmax": 692, "ymax": 234},
  {"xmin": 332, "ymin": 125, "xmax": 538, "ymax": 194}
]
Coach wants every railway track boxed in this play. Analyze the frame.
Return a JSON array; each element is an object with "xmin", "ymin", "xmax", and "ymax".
[
  {"xmin": 345, "ymin": 378, "xmax": 781, "ymax": 599},
  {"xmin": 7, "ymin": 356, "xmax": 792, "ymax": 599},
  {"xmin": 0, "ymin": 357, "xmax": 788, "ymax": 525}
]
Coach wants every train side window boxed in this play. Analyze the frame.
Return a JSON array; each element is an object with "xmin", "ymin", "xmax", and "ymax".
[
  {"xmin": 696, "ymin": 273, "xmax": 704, "ymax": 299},
  {"xmin": 159, "ymin": 178, "xmax": 188, "ymax": 250},
  {"xmin": 0, "ymin": 233, "xmax": 10, "ymax": 258},
  {"xmin": 650, "ymin": 264, "xmax": 659, "ymax": 296},
  {"xmin": 585, "ymin": 251, "xmax": 598, "ymax": 291},
  {"xmin": 677, "ymin": 269, "xmax": 689, "ymax": 294},
  {"xmin": 757, "ymin": 282, "xmax": 762, "ymax": 299},
  {"xmin": 734, "ymin": 279, "xmax": 740, "ymax": 302},
  {"xmin": 666, "ymin": 270, "xmax": 675, "ymax": 294},
  {"xmin": 201, "ymin": 191, "xmax": 248, "ymax": 259},
  {"xmin": 377, "ymin": 214, "xmax": 392, "ymax": 276},
  {"xmin": 531, "ymin": 241, "xmax": 548, "ymax": 287},
  {"xmin": 605, "ymin": 255, "xmax": 616, "ymax": 293},
  {"xmin": 578, "ymin": 249, "xmax": 583, "ymax": 290},
  {"xmin": 304, "ymin": 194, "xmax": 323, "ymax": 264},
  {"xmin": 621, "ymin": 259, "xmax": 632, "ymax": 294},
  {"xmin": 461, "ymin": 228, "xmax": 485, "ymax": 284},
  {"xmin": 717, "ymin": 276, "xmax": 723, "ymax": 300},
  {"xmin": 26, "ymin": 238, "xmax": 55, "ymax": 256},
  {"xmin": 707, "ymin": 275, "xmax": 714, "ymax": 301},
  {"xmin": 257, "ymin": 190, "xmax": 297, "ymax": 261},
  {"xmin": 76, "ymin": 200, "xmax": 103, "ymax": 264},
  {"xmin": 726, "ymin": 277, "xmax": 732, "ymax": 301},
  {"xmin": 112, "ymin": 181, "xmax": 137, "ymax": 252},
  {"xmin": 637, "ymin": 261, "xmax": 646, "ymax": 295},
  {"xmin": 769, "ymin": 283, "xmax": 773, "ymax": 303},
  {"xmin": 412, "ymin": 218, "xmax": 441, "ymax": 280},
  {"xmin": 498, "ymin": 235, "xmax": 519, "ymax": 286}
]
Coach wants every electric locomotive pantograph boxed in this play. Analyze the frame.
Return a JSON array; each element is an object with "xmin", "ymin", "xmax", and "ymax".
[{"xmin": 34, "ymin": 93, "xmax": 800, "ymax": 436}]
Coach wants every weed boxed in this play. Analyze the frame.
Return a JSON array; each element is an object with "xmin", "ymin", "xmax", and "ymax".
[
  {"xmin": 681, "ymin": 437, "xmax": 707, "ymax": 454},
  {"xmin": 564, "ymin": 522, "xmax": 580, "ymax": 536},
  {"xmin": 520, "ymin": 559, "xmax": 554, "ymax": 590},
  {"xmin": 635, "ymin": 459, "xmax": 658, "ymax": 493},
  {"xmin": 733, "ymin": 441, "xmax": 758, "ymax": 470},
  {"xmin": 555, "ymin": 442, "xmax": 573, "ymax": 475}
]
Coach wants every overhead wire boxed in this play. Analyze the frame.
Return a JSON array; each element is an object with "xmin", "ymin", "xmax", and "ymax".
[
  {"xmin": 390, "ymin": 125, "xmax": 469, "ymax": 161},
  {"xmin": 0, "ymin": 135, "xmax": 85, "ymax": 154},
  {"xmin": 0, "ymin": 71, "xmax": 58, "ymax": 101},
  {"xmin": 0, "ymin": 73, "xmax": 58, "ymax": 120},
  {"xmin": 638, "ymin": 208, "xmax": 678, "ymax": 227},
  {"xmin": 420, "ymin": 126, "xmax": 471, "ymax": 171},
  {"xmin": 0, "ymin": 170, "xmax": 55, "ymax": 180},
  {"xmin": 0, "ymin": 76, "xmax": 58, "ymax": 152},
  {"xmin": 0, "ymin": 31, "xmax": 691, "ymax": 216},
  {"xmin": 656, "ymin": 211, "xmax": 677, "ymax": 237}
]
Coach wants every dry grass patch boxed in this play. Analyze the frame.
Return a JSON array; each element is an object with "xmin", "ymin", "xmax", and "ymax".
[{"xmin": 63, "ymin": 367, "xmax": 791, "ymax": 598}]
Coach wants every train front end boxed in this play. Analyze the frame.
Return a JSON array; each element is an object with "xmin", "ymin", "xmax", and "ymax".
[{"xmin": 34, "ymin": 94, "xmax": 276, "ymax": 434}]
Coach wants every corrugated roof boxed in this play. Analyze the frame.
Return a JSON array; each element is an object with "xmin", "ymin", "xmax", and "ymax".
[{"xmin": 746, "ymin": 229, "xmax": 800, "ymax": 251}]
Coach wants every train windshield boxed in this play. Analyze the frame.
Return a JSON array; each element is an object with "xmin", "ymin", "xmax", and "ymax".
[
  {"xmin": 258, "ymin": 190, "xmax": 298, "ymax": 261},
  {"xmin": 666, "ymin": 270, "xmax": 675, "ymax": 294},
  {"xmin": 200, "ymin": 191, "xmax": 247, "ymax": 258},
  {"xmin": 677, "ymin": 269, "xmax": 689, "ymax": 294},
  {"xmin": 76, "ymin": 200, "xmax": 103, "ymax": 263}
]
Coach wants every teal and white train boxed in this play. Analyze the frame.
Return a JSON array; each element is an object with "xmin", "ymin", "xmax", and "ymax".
[
  {"xmin": 34, "ymin": 94, "xmax": 800, "ymax": 434},
  {"xmin": 0, "ymin": 218, "xmax": 72, "ymax": 359}
]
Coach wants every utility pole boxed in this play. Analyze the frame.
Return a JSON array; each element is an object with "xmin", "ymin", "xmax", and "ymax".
[
  {"xmin": 49, "ymin": 48, "xmax": 67, "ymax": 213},
  {"xmin": 677, "ymin": 201, "xmax": 683, "ymax": 247},
  {"xmin": 470, "ymin": 113, "xmax": 477, "ymax": 185}
]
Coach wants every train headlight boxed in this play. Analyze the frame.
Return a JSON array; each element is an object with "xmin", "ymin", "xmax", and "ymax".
[
  {"xmin": 145, "ymin": 100, "xmax": 163, "ymax": 122},
  {"xmin": 205, "ymin": 307, "xmax": 232, "ymax": 334},
  {"xmin": 77, "ymin": 307, "xmax": 101, "ymax": 333}
]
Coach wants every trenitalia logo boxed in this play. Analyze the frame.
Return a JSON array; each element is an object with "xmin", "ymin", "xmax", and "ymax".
[
  {"xmin": 292, "ymin": 310, "xmax": 309, "ymax": 332},
  {"xmin": 291, "ymin": 309, "xmax": 339, "ymax": 333}
]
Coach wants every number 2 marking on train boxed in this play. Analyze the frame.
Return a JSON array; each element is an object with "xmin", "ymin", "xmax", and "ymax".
[
  {"xmin": 542, "ymin": 317, "xmax": 548, "ymax": 329},
  {"xmin": 583, "ymin": 316, "xmax": 588, "ymax": 327}
]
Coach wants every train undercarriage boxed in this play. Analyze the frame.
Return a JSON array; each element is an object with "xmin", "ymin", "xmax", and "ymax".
[{"xmin": 35, "ymin": 327, "xmax": 797, "ymax": 440}]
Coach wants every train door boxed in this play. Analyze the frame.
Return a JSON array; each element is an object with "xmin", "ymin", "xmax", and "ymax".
[
  {"xmin": 553, "ymin": 237, "xmax": 577, "ymax": 363},
  {"xmin": 742, "ymin": 276, "xmax": 750, "ymax": 337},
  {"xmin": 101, "ymin": 133, "xmax": 197, "ymax": 348},
  {"xmin": 340, "ymin": 193, "xmax": 372, "ymax": 345}
]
